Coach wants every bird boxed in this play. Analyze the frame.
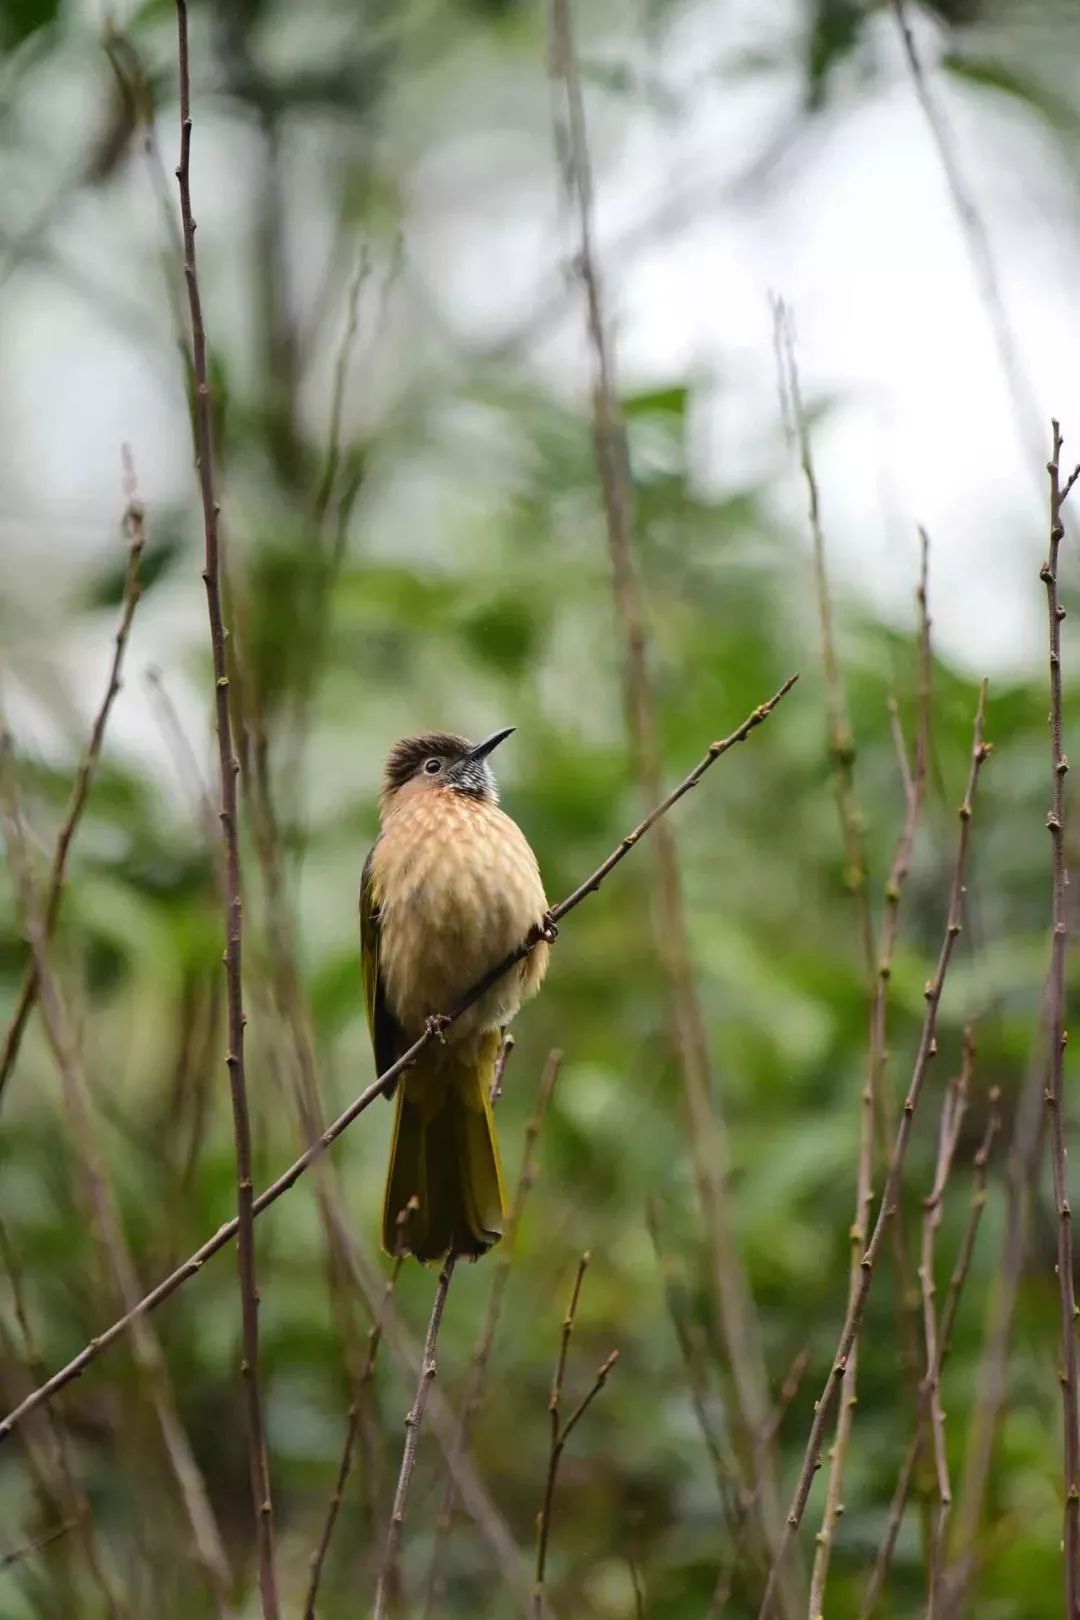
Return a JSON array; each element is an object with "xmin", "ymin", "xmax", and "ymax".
[{"xmin": 359, "ymin": 727, "xmax": 550, "ymax": 1262}]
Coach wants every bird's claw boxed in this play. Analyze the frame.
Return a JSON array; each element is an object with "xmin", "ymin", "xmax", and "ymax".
[
  {"xmin": 425, "ymin": 1013, "xmax": 449, "ymax": 1045},
  {"xmin": 539, "ymin": 911, "xmax": 559, "ymax": 944}
]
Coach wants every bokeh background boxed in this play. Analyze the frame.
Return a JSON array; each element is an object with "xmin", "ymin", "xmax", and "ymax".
[{"xmin": 1, "ymin": 0, "xmax": 1080, "ymax": 1616}]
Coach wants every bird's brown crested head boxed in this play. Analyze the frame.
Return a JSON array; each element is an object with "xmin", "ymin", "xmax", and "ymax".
[{"xmin": 379, "ymin": 727, "xmax": 515, "ymax": 816}]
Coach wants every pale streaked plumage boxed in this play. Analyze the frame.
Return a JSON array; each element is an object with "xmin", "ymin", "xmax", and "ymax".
[{"xmin": 370, "ymin": 787, "xmax": 548, "ymax": 1048}]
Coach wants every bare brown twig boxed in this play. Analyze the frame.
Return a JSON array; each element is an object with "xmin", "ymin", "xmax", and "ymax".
[
  {"xmin": 860, "ymin": 1087, "xmax": 1001, "ymax": 1620},
  {"xmin": 1043, "ymin": 419, "xmax": 1080, "ymax": 1619},
  {"xmin": 758, "ymin": 683, "xmax": 992, "ymax": 1619},
  {"xmin": 547, "ymin": 0, "xmax": 784, "ymax": 1586},
  {"xmin": 373, "ymin": 1255, "xmax": 458, "ymax": 1620},
  {"xmin": 0, "ymin": 458, "xmax": 144, "ymax": 1106},
  {"xmin": 424, "ymin": 1049, "xmax": 563, "ymax": 1616},
  {"xmin": 534, "ymin": 1254, "xmax": 618, "ymax": 1618},
  {"xmin": 0, "ymin": 680, "xmax": 795, "ymax": 1443},
  {"xmin": 172, "ymin": 6, "xmax": 278, "ymax": 1613}
]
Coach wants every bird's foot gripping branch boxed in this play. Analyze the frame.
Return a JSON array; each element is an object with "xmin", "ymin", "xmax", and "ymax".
[{"xmin": 0, "ymin": 674, "xmax": 797, "ymax": 1444}]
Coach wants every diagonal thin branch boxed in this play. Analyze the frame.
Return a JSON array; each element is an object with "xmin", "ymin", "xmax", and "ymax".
[
  {"xmin": 0, "ymin": 457, "xmax": 144, "ymax": 1106},
  {"xmin": 373, "ymin": 1255, "xmax": 458, "ymax": 1620},
  {"xmin": 1042, "ymin": 419, "xmax": 1080, "ymax": 1619},
  {"xmin": 547, "ymin": 0, "xmax": 784, "ymax": 1589},
  {"xmin": 172, "ymin": 4, "xmax": 278, "ymax": 1613},
  {"xmin": 0, "ymin": 678, "xmax": 796, "ymax": 1444},
  {"xmin": 758, "ymin": 683, "xmax": 992, "ymax": 1619}
]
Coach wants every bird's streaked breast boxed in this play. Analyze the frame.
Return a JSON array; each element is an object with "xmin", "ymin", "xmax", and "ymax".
[{"xmin": 371, "ymin": 790, "xmax": 548, "ymax": 1039}]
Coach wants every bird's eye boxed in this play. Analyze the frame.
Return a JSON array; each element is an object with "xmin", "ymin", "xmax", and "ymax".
[{"xmin": 424, "ymin": 758, "xmax": 442, "ymax": 775}]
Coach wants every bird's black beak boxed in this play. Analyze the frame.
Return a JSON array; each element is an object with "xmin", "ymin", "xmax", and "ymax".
[{"xmin": 465, "ymin": 726, "xmax": 515, "ymax": 764}]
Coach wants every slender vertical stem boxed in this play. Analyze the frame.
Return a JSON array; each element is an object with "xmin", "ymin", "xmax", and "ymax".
[
  {"xmin": 172, "ymin": 7, "xmax": 278, "ymax": 1615},
  {"xmin": 1043, "ymin": 420, "xmax": 1080, "ymax": 1618},
  {"xmin": 758, "ymin": 685, "xmax": 992, "ymax": 1619},
  {"xmin": 373, "ymin": 1256, "xmax": 457, "ymax": 1620}
]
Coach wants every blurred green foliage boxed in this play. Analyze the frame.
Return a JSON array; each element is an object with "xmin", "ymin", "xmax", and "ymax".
[{"xmin": 1, "ymin": 1, "xmax": 1080, "ymax": 1617}]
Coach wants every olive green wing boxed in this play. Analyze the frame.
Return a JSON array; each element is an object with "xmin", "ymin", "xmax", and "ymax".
[{"xmin": 360, "ymin": 845, "xmax": 405, "ymax": 1093}]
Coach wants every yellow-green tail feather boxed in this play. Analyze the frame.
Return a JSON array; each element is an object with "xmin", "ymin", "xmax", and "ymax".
[{"xmin": 382, "ymin": 1031, "xmax": 507, "ymax": 1261}]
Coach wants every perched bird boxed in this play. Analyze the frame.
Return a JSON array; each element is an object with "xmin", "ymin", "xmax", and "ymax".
[{"xmin": 360, "ymin": 728, "xmax": 549, "ymax": 1262}]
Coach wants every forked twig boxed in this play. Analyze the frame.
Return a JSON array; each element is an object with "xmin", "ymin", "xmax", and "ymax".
[
  {"xmin": 0, "ymin": 679, "xmax": 796, "ymax": 1446},
  {"xmin": 757, "ymin": 684, "xmax": 992, "ymax": 1619},
  {"xmin": 534, "ymin": 1254, "xmax": 618, "ymax": 1617},
  {"xmin": 372, "ymin": 1256, "xmax": 458, "ymax": 1620},
  {"xmin": 173, "ymin": 4, "xmax": 278, "ymax": 1611}
]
